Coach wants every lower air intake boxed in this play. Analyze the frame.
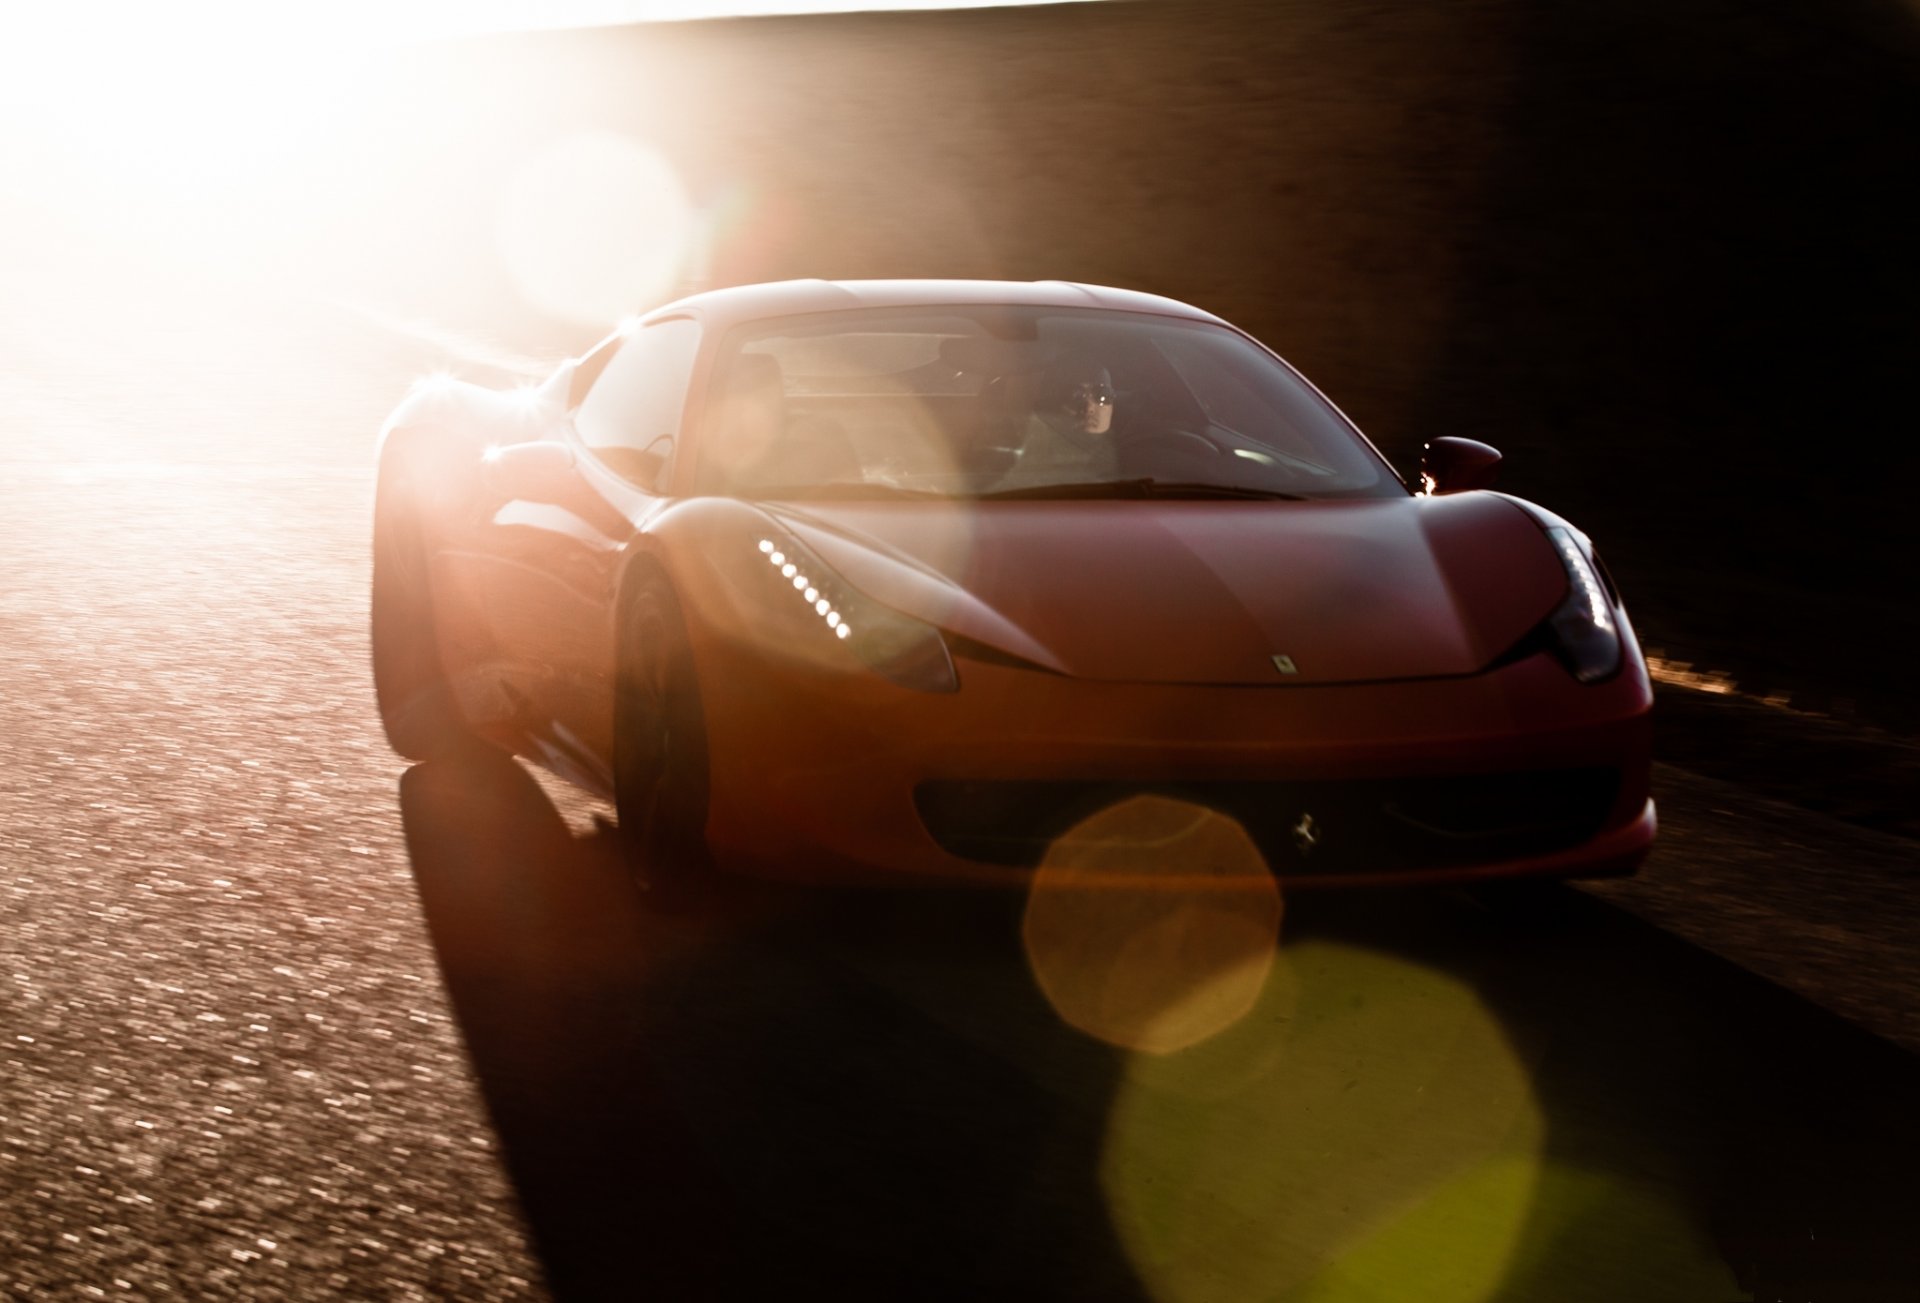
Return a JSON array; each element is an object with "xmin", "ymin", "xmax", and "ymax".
[{"xmin": 914, "ymin": 769, "xmax": 1620, "ymax": 874}]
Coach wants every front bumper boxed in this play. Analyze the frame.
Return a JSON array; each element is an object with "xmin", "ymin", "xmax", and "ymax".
[{"xmin": 693, "ymin": 630, "xmax": 1655, "ymax": 889}]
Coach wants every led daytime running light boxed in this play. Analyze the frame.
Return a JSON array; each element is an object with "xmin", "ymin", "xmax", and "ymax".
[
  {"xmin": 759, "ymin": 537, "xmax": 852, "ymax": 641},
  {"xmin": 754, "ymin": 534, "xmax": 955, "ymax": 689}
]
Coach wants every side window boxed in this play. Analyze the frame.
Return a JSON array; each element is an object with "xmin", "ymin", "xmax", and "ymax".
[{"xmin": 575, "ymin": 319, "xmax": 701, "ymax": 488}]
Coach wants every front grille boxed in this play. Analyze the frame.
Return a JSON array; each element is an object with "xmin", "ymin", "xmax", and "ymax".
[{"xmin": 914, "ymin": 769, "xmax": 1620, "ymax": 875}]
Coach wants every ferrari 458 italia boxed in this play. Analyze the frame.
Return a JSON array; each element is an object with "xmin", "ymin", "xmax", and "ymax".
[{"xmin": 372, "ymin": 279, "xmax": 1653, "ymax": 888}]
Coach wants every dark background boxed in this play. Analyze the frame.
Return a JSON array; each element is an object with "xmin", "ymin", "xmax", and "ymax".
[{"xmin": 315, "ymin": 0, "xmax": 1920, "ymax": 731}]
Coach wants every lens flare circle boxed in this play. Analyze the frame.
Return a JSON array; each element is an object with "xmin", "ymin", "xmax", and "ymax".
[
  {"xmin": 495, "ymin": 130, "xmax": 695, "ymax": 325},
  {"xmin": 1097, "ymin": 937, "xmax": 1570, "ymax": 1301},
  {"xmin": 1021, "ymin": 795, "xmax": 1281, "ymax": 1055}
]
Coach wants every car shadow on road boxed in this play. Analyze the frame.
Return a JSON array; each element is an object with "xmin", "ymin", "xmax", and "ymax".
[
  {"xmin": 398, "ymin": 750, "xmax": 1920, "ymax": 1301},
  {"xmin": 396, "ymin": 750, "xmax": 1151, "ymax": 1302}
]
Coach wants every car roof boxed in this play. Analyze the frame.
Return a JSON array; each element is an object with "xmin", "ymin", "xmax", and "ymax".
[{"xmin": 639, "ymin": 279, "xmax": 1229, "ymax": 331}]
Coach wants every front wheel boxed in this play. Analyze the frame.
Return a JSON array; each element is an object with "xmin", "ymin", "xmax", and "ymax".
[{"xmin": 614, "ymin": 573, "xmax": 713, "ymax": 898}]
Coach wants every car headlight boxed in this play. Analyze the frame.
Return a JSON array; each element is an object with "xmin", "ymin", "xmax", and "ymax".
[
  {"xmin": 1543, "ymin": 526, "xmax": 1621, "ymax": 683},
  {"xmin": 755, "ymin": 535, "xmax": 958, "ymax": 693}
]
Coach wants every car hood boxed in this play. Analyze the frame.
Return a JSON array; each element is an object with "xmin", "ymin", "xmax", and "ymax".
[{"xmin": 771, "ymin": 492, "xmax": 1568, "ymax": 685}]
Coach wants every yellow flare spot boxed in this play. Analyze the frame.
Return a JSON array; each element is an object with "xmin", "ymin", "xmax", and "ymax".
[
  {"xmin": 1101, "ymin": 937, "xmax": 1553, "ymax": 1301},
  {"xmin": 1022, "ymin": 795, "xmax": 1280, "ymax": 1055}
]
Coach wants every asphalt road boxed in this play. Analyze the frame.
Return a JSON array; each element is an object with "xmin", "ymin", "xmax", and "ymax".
[{"xmin": 3, "ymin": 269, "xmax": 1918, "ymax": 1300}]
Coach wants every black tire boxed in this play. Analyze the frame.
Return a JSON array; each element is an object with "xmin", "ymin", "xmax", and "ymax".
[
  {"xmin": 371, "ymin": 458, "xmax": 472, "ymax": 761},
  {"xmin": 614, "ymin": 572, "xmax": 713, "ymax": 897}
]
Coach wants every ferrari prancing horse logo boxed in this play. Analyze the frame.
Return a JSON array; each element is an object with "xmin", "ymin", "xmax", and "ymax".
[
  {"xmin": 1271, "ymin": 654, "xmax": 1299, "ymax": 675},
  {"xmin": 1292, "ymin": 813, "xmax": 1319, "ymax": 855}
]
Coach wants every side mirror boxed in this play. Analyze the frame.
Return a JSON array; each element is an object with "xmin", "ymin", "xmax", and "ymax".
[
  {"xmin": 624, "ymin": 447, "xmax": 667, "ymax": 492},
  {"xmin": 482, "ymin": 440, "xmax": 578, "ymax": 500},
  {"xmin": 629, "ymin": 434, "xmax": 674, "ymax": 493},
  {"xmin": 1420, "ymin": 437, "xmax": 1502, "ymax": 494},
  {"xmin": 586, "ymin": 434, "xmax": 674, "ymax": 492}
]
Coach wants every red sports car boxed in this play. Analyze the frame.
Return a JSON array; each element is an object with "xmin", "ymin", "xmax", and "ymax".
[{"xmin": 372, "ymin": 279, "xmax": 1653, "ymax": 889}]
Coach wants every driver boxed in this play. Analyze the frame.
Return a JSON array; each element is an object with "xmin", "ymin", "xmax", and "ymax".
[
  {"xmin": 1009, "ymin": 352, "xmax": 1122, "ymax": 480},
  {"xmin": 1040, "ymin": 361, "xmax": 1116, "ymax": 442}
]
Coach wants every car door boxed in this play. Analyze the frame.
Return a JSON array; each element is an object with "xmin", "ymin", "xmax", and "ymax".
[
  {"xmin": 545, "ymin": 318, "xmax": 702, "ymax": 775},
  {"xmin": 476, "ymin": 317, "xmax": 702, "ymax": 785}
]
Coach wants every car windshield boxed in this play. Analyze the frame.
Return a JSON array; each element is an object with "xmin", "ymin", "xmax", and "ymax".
[{"xmin": 694, "ymin": 307, "xmax": 1402, "ymax": 500}]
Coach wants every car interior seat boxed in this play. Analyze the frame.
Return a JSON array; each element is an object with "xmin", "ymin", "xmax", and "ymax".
[{"xmin": 700, "ymin": 352, "xmax": 788, "ymax": 493}]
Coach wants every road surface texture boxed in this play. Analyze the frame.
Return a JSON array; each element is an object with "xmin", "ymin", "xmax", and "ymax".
[{"xmin": 3, "ymin": 268, "xmax": 1917, "ymax": 1301}]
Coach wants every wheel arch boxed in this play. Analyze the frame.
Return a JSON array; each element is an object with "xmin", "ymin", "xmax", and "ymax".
[
  {"xmin": 609, "ymin": 498, "xmax": 789, "ymax": 842},
  {"xmin": 615, "ymin": 496, "xmax": 784, "ymax": 651}
]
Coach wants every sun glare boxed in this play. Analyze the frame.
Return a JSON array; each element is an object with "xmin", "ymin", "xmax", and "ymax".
[
  {"xmin": 0, "ymin": 7, "xmax": 428, "ymax": 275},
  {"xmin": 2, "ymin": 12, "xmax": 364, "ymax": 185},
  {"xmin": 0, "ymin": 0, "xmax": 1096, "ymax": 305},
  {"xmin": 0, "ymin": 0, "xmax": 1086, "ymax": 204}
]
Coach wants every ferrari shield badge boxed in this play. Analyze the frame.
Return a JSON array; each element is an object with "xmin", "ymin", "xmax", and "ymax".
[{"xmin": 1271, "ymin": 654, "xmax": 1299, "ymax": 675}]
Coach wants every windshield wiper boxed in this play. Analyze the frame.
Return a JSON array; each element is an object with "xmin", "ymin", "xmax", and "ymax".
[{"xmin": 977, "ymin": 478, "xmax": 1307, "ymax": 502}]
